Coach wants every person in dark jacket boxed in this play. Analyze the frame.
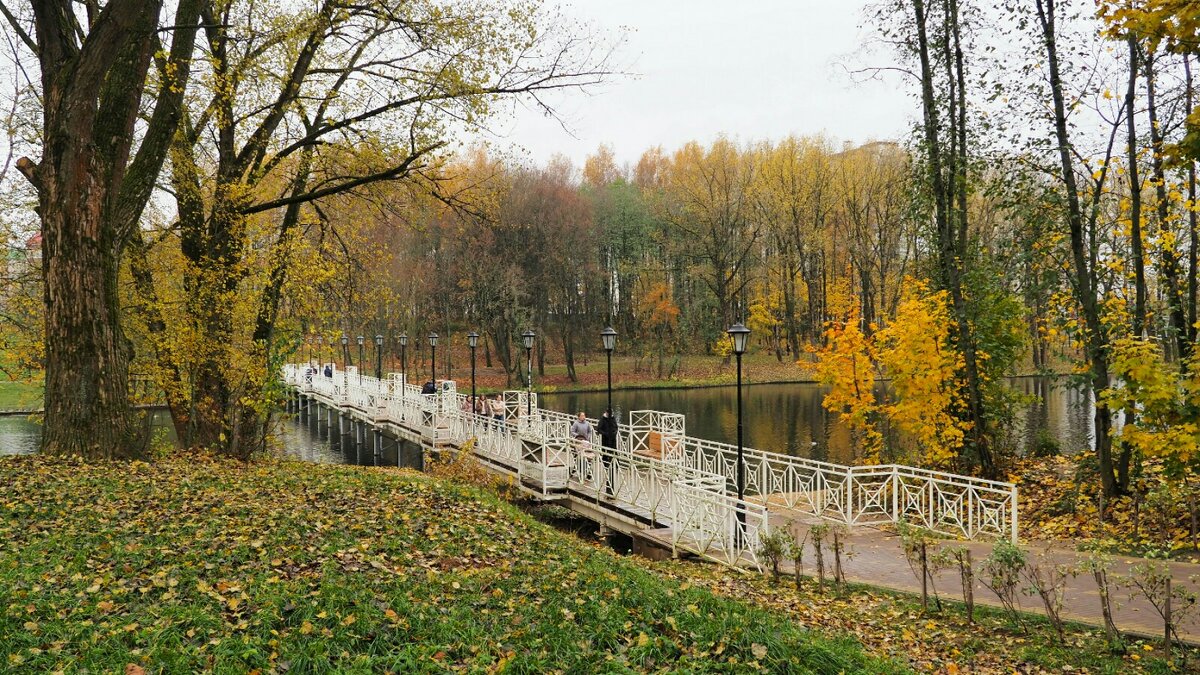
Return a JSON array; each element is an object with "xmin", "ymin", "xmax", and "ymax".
[
  {"xmin": 597, "ymin": 409, "xmax": 618, "ymax": 496},
  {"xmin": 421, "ymin": 380, "xmax": 436, "ymax": 395}
]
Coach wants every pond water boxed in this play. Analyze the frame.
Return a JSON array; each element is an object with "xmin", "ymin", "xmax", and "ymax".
[
  {"xmin": 0, "ymin": 409, "xmax": 425, "ymax": 469},
  {"xmin": 0, "ymin": 377, "xmax": 1092, "ymax": 466},
  {"xmin": 540, "ymin": 377, "xmax": 1094, "ymax": 465}
]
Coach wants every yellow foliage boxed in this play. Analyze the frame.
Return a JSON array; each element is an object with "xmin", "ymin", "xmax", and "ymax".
[
  {"xmin": 809, "ymin": 307, "xmax": 882, "ymax": 462},
  {"xmin": 875, "ymin": 280, "xmax": 966, "ymax": 468},
  {"xmin": 1103, "ymin": 338, "xmax": 1200, "ymax": 467}
]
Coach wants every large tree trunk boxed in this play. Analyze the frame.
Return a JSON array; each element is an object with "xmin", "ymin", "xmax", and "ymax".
[
  {"xmin": 1036, "ymin": 0, "xmax": 1120, "ymax": 496},
  {"xmin": 1145, "ymin": 49, "xmax": 1191, "ymax": 361},
  {"xmin": 1188, "ymin": 57, "xmax": 1199, "ymax": 346},
  {"xmin": 26, "ymin": 0, "xmax": 199, "ymax": 459},
  {"xmin": 39, "ymin": 163, "xmax": 142, "ymax": 458},
  {"xmin": 1125, "ymin": 36, "xmax": 1148, "ymax": 338},
  {"xmin": 910, "ymin": 0, "xmax": 995, "ymax": 478}
]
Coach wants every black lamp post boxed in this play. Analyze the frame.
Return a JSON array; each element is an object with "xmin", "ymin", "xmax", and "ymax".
[
  {"xmin": 356, "ymin": 335, "xmax": 364, "ymax": 383},
  {"xmin": 522, "ymin": 329, "xmax": 536, "ymax": 417},
  {"xmin": 341, "ymin": 334, "xmax": 349, "ymax": 372},
  {"xmin": 727, "ymin": 322, "xmax": 751, "ymax": 539},
  {"xmin": 399, "ymin": 333, "xmax": 408, "ymax": 388},
  {"xmin": 468, "ymin": 331, "xmax": 479, "ymax": 414},
  {"xmin": 601, "ymin": 326, "xmax": 617, "ymax": 414},
  {"xmin": 375, "ymin": 335, "xmax": 383, "ymax": 380},
  {"xmin": 428, "ymin": 332, "xmax": 438, "ymax": 387},
  {"xmin": 316, "ymin": 335, "xmax": 323, "ymax": 367}
]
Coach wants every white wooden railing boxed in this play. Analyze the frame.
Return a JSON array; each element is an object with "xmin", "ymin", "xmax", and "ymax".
[{"xmin": 282, "ymin": 363, "xmax": 1018, "ymax": 568}]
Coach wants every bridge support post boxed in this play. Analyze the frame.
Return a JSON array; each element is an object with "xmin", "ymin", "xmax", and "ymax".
[
  {"xmin": 338, "ymin": 413, "xmax": 345, "ymax": 437},
  {"xmin": 374, "ymin": 429, "xmax": 382, "ymax": 456}
]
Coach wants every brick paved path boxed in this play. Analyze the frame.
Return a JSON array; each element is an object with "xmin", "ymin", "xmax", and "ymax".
[{"xmin": 775, "ymin": 514, "xmax": 1200, "ymax": 644}]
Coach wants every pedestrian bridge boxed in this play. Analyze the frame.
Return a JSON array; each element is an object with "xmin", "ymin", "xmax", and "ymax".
[{"xmin": 282, "ymin": 364, "xmax": 1018, "ymax": 570}]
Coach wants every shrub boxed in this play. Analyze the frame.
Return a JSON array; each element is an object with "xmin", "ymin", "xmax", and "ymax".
[{"xmin": 757, "ymin": 529, "xmax": 794, "ymax": 582}]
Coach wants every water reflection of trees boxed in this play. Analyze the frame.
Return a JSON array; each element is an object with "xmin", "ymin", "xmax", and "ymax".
[{"xmin": 542, "ymin": 378, "xmax": 1088, "ymax": 464}]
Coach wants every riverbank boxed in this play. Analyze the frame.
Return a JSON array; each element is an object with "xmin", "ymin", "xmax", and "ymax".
[
  {"xmin": 452, "ymin": 354, "xmax": 1073, "ymax": 396},
  {"xmin": 1016, "ymin": 454, "xmax": 1200, "ymax": 563},
  {"xmin": 0, "ymin": 453, "xmax": 894, "ymax": 673}
]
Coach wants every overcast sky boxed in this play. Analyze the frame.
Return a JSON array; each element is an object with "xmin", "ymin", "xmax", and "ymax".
[{"xmin": 488, "ymin": 0, "xmax": 916, "ymax": 168}]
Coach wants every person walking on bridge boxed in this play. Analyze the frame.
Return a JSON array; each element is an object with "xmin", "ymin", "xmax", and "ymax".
[
  {"xmin": 597, "ymin": 409, "xmax": 618, "ymax": 497},
  {"xmin": 489, "ymin": 394, "xmax": 506, "ymax": 427},
  {"xmin": 570, "ymin": 412, "xmax": 593, "ymax": 444}
]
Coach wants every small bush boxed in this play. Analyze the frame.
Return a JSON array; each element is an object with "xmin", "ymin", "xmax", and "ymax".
[
  {"xmin": 757, "ymin": 529, "xmax": 794, "ymax": 582},
  {"xmin": 981, "ymin": 539, "xmax": 1027, "ymax": 627}
]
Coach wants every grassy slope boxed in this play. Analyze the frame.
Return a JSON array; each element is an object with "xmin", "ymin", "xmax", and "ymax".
[{"xmin": 0, "ymin": 455, "xmax": 898, "ymax": 674}]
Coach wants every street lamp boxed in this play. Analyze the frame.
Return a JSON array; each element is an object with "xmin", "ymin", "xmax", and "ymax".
[
  {"xmin": 340, "ymin": 334, "xmax": 349, "ymax": 372},
  {"xmin": 727, "ymin": 322, "xmax": 751, "ymax": 542},
  {"xmin": 522, "ymin": 329, "xmax": 536, "ymax": 417},
  {"xmin": 316, "ymin": 335, "xmax": 323, "ymax": 368},
  {"xmin": 601, "ymin": 326, "xmax": 617, "ymax": 414},
  {"xmin": 398, "ymin": 332, "xmax": 408, "ymax": 389},
  {"xmin": 468, "ymin": 331, "xmax": 479, "ymax": 415},
  {"xmin": 428, "ymin": 332, "xmax": 438, "ymax": 387},
  {"xmin": 356, "ymin": 335, "xmax": 365, "ymax": 383},
  {"xmin": 375, "ymin": 335, "xmax": 383, "ymax": 380}
]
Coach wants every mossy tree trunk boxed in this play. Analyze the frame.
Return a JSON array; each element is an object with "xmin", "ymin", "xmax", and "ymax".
[{"xmin": 12, "ymin": 0, "xmax": 200, "ymax": 459}]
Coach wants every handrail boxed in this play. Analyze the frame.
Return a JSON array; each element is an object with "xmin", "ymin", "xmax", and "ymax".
[{"xmin": 284, "ymin": 364, "xmax": 1018, "ymax": 561}]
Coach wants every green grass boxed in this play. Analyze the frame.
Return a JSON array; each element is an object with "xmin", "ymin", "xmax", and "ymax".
[
  {"xmin": 0, "ymin": 380, "xmax": 42, "ymax": 410},
  {"xmin": 0, "ymin": 454, "xmax": 900, "ymax": 674}
]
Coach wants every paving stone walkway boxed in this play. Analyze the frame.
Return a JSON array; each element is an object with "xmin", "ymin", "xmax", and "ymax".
[{"xmin": 774, "ymin": 513, "xmax": 1200, "ymax": 644}]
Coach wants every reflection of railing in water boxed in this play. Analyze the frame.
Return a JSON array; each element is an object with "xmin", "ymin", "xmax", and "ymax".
[{"xmin": 283, "ymin": 363, "xmax": 1018, "ymax": 568}]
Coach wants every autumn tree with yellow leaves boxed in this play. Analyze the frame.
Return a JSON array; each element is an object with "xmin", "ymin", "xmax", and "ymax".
[{"xmin": 811, "ymin": 279, "xmax": 973, "ymax": 469}]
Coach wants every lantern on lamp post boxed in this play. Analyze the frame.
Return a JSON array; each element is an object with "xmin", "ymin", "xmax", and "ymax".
[
  {"xmin": 375, "ymin": 335, "xmax": 383, "ymax": 380},
  {"xmin": 398, "ymin": 333, "xmax": 408, "ymax": 388},
  {"xmin": 600, "ymin": 326, "xmax": 617, "ymax": 414},
  {"xmin": 356, "ymin": 335, "xmax": 364, "ymax": 383},
  {"xmin": 522, "ymin": 329, "xmax": 536, "ymax": 417},
  {"xmin": 428, "ymin": 332, "xmax": 438, "ymax": 388},
  {"xmin": 468, "ymin": 331, "xmax": 479, "ymax": 415},
  {"xmin": 727, "ymin": 322, "xmax": 751, "ymax": 540}
]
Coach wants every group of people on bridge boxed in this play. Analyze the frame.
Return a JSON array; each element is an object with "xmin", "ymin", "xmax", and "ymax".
[{"xmin": 458, "ymin": 394, "xmax": 513, "ymax": 426}]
